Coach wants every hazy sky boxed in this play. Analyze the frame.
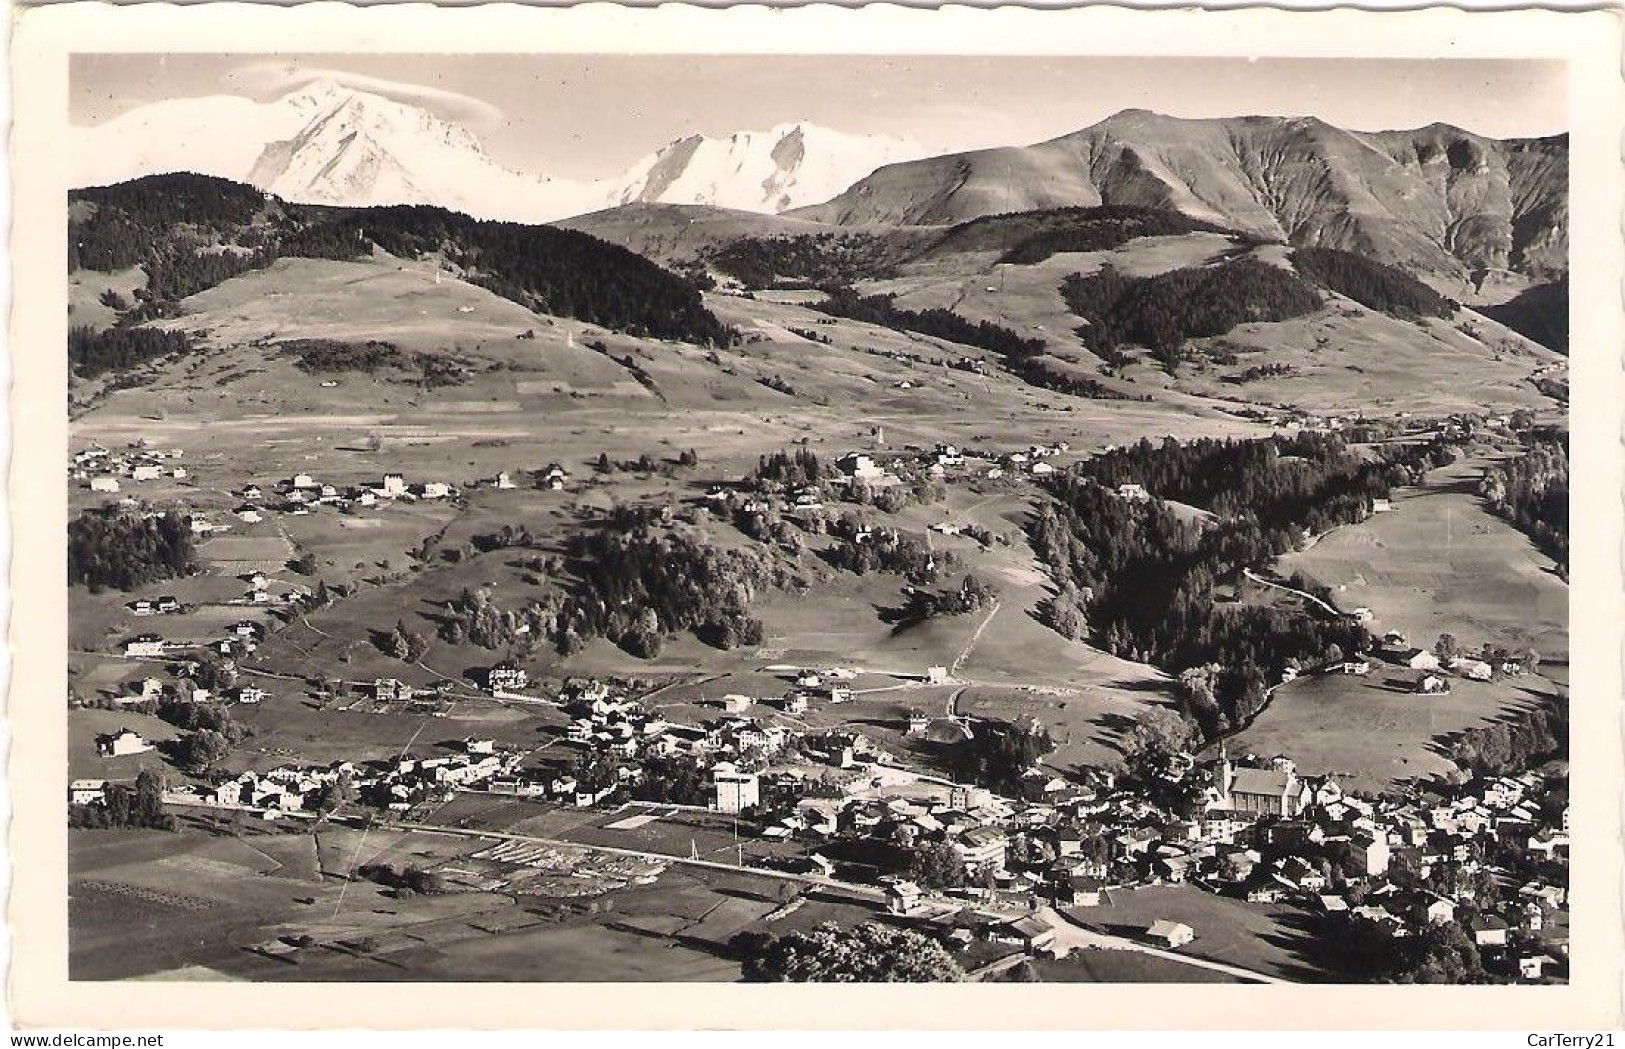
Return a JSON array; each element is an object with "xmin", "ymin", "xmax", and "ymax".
[{"xmin": 72, "ymin": 54, "xmax": 1568, "ymax": 180}]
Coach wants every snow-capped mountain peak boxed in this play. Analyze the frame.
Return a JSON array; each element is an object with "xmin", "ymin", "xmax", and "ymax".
[
  {"xmin": 604, "ymin": 121, "xmax": 925, "ymax": 214},
  {"xmin": 75, "ymin": 88, "xmax": 921, "ymax": 222},
  {"xmin": 76, "ymin": 82, "xmax": 597, "ymax": 223}
]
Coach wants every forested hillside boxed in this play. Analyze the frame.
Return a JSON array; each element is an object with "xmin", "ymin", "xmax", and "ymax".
[
  {"xmin": 1029, "ymin": 434, "xmax": 1398, "ymax": 736},
  {"xmin": 1291, "ymin": 247, "xmax": 1457, "ymax": 320},
  {"xmin": 69, "ymin": 173, "xmax": 733, "ymax": 348},
  {"xmin": 1060, "ymin": 259, "xmax": 1323, "ymax": 370},
  {"xmin": 811, "ymin": 287, "xmax": 1045, "ymax": 358}
]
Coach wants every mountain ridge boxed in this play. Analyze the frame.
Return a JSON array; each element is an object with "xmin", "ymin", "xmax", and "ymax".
[{"xmin": 793, "ymin": 109, "xmax": 1567, "ymax": 284}]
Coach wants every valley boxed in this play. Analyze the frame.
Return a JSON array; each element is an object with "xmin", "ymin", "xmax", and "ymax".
[{"xmin": 65, "ymin": 96, "xmax": 1571, "ymax": 987}]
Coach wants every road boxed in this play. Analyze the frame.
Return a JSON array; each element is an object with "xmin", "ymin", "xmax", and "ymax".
[
  {"xmin": 949, "ymin": 598, "xmax": 1002, "ymax": 679},
  {"xmin": 1241, "ymin": 567, "xmax": 1349, "ymax": 618}
]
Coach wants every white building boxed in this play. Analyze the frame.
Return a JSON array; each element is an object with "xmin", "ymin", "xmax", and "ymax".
[
  {"xmin": 96, "ymin": 728, "xmax": 154, "ymax": 757},
  {"xmin": 712, "ymin": 762, "xmax": 760, "ymax": 814}
]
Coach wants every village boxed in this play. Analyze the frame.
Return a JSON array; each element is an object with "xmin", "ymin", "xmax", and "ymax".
[
  {"xmin": 65, "ymin": 401, "xmax": 1569, "ymax": 984},
  {"xmin": 73, "ymin": 641, "xmax": 1570, "ymax": 983}
]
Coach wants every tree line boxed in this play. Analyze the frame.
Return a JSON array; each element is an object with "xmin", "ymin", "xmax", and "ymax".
[
  {"xmin": 1060, "ymin": 259, "xmax": 1323, "ymax": 372},
  {"xmin": 811, "ymin": 287, "xmax": 1046, "ymax": 359},
  {"xmin": 69, "ymin": 326, "xmax": 196, "ymax": 380},
  {"xmin": 68, "ymin": 509, "xmax": 195, "ymax": 592},
  {"xmin": 1480, "ymin": 431, "xmax": 1568, "ymax": 572},
  {"xmin": 996, "ymin": 205, "xmax": 1236, "ymax": 265},
  {"xmin": 1291, "ymin": 246, "xmax": 1457, "ymax": 320},
  {"xmin": 709, "ymin": 232, "xmax": 903, "ymax": 290}
]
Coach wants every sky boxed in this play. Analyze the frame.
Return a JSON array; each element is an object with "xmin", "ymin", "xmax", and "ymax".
[{"xmin": 72, "ymin": 54, "xmax": 1568, "ymax": 181}]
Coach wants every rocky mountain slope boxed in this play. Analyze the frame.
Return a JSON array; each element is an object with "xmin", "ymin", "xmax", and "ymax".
[{"xmin": 795, "ymin": 110, "xmax": 1567, "ymax": 286}]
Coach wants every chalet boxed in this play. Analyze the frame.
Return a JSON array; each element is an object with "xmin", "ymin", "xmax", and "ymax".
[
  {"xmin": 131, "ymin": 464, "xmax": 163, "ymax": 482},
  {"xmin": 69, "ymin": 779, "xmax": 108, "ymax": 805},
  {"xmin": 1329, "ymin": 659, "xmax": 1371, "ymax": 675},
  {"xmin": 89, "ymin": 477, "xmax": 120, "ymax": 493},
  {"xmin": 884, "ymin": 879, "xmax": 925, "ymax": 915},
  {"xmin": 1116, "ymin": 483, "xmax": 1149, "ymax": 501},
  {"xmin": 1470, "ymin": 914, "xmax": 1510, "ymax": 948},
  {"xmin": 1371, "ymin": 498, "xmax": 1394, "ymax": 513},
  {"xmin": 1519, "ymin": 955, "xmax": 1548, "ymax": 981},
  {"xmin": 1403, "ymin": 649, "xmax": 1443, "ymax": 672},
  {"xmin": 1114, "ymin": 827, "xmax": 1160, "ymax": 857},
  {"xmin": 127, "ymin": 677, "xmax": 165, "ymax": 702},
  {"xmin": 1416, "ymin": 674, "xmax": 1450, "ymax": 695},
  {"xmin": 123, "ymin": 634, "xmax": 167, "ymax": 658},
  {"xmin": 721, "ymin": 694, "xmax": 752, "ymax": 714},
  {"xmin": 1051, "ymin": 873, "xmax": 1107, "ymax": 908},
  {"xmin": 1145, "ymin": 920, "xmax": 1194, "ymax": 949},
  {"xmin": 373, "ymin": 679, "xmax": 409, "ymax": 703},
  {"xmin": 486, "ymin": 662, "xmax": 529, "ymax": 693},
  {"xmin": 419, "ymin": 481, "xmax": 452, "ymax": 500},
  {"xmin": 1449, "ymin": 656, "xmax": 1494, "ymax": 681},
  {"xmin": 1155, "ymin": 852, "xmax": 1196, "ymax": 883},
  {"xmin": 96, "ymin": 728, "xmax": 153, "ymax": 757},
  {"xmin": 155, "ymin": 595, "xmax": 181, "ymax": 614},
  {"xmin": 1417, "ymin": 896, "xmax": 1456, "ymax": 925},
  {"xmin": 836, "ymin": 453, "xmax": 884, "ymax": 481},
  {"xmin": 233, "ymin": 687, "xmax": 267, "ymax": 705},
  {"xmin": 128, "ymin": 598, "xmax": 159, "ymax": 616},
  {"xmin": 994, "ymin": 915, "xmax": 1056, "ymax": 954}
]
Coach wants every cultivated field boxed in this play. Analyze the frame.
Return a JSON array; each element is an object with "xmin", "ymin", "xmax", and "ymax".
[
  {"xmin": 1065, "ymin": 884, "xmax": 1331, "ymax": 982},
  {"xmin": 1231, "ymin": 453, "xmax": 1568, "ymax": 789}
]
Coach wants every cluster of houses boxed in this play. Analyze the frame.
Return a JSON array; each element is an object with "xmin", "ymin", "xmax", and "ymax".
[
  {"xmin": 71, "ymin": 442, "xmax": 187, "ymax": 495},
  {"xmin": 1369, "ymin": 631, "xmax": 1532, "ymax": 692},
  {"xmin": 231, "ymin": 472, "xmax": 458, "ymax": 522},
  {"xmin": 72, "ymin": 735, "xmax": 530, "ymax": 817},
  {"xmin": 122, "ymin": 609, "xmax": 269, "ymax": 661}
]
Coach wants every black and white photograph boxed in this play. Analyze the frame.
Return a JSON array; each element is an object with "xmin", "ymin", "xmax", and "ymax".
[{"xmin": 11, "ymin": 0, "xmax": 1623, "ymax": 1031}]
